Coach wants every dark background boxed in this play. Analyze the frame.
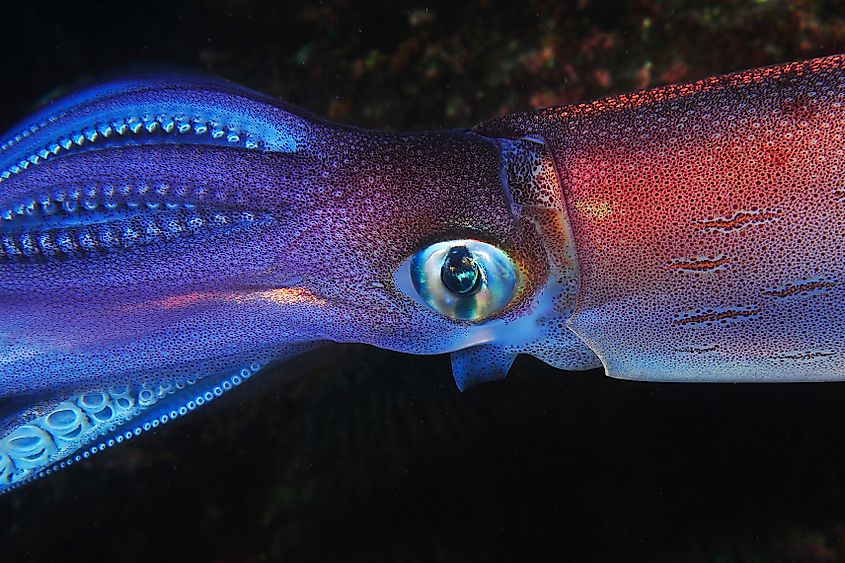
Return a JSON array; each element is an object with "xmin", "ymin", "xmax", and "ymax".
[{"xmin": 2, "ymin": 1, "xmax": 845, "ymax": 561}]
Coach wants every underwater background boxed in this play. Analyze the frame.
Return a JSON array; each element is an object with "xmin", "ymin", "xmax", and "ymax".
[{"xmin": 3, "ymin": 1, "xmax": 845, "ymax": 561}]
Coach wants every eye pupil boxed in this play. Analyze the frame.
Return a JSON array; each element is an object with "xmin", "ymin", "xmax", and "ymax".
[
  {"xmin": 441, "ymin": 246, "xmax": 481, "ymax": 295},
  {"xmin": 406, "ymin": 238, "xmax": 517, "ymax": 321}
]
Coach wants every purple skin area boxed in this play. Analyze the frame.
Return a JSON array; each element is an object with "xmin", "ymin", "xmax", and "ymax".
[{"xmin": 0, "ymin": 72, "xmax": 570, "ymax": 491}]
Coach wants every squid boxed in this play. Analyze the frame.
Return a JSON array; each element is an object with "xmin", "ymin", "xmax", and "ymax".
[{"xmin": 1, "ymin": 54, "xmax": 843, "ymax": 493}]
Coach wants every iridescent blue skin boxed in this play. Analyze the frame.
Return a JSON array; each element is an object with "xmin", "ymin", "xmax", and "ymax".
[{"xmin": 0, "ymin": 72, "xmax": 593, "ymax": 491}]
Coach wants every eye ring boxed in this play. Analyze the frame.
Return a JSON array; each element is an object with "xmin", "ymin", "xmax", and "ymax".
[{"xmin": 407, "ymin": 239, "xmax": 518, "ymax": 321}]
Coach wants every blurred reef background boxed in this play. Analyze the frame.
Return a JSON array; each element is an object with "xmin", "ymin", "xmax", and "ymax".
[{"xmin": 4, "ymin": 1, "xmax": 845, "ymax": 562}]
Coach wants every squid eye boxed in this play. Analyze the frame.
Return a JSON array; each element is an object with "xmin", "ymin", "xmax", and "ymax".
[
  {"xmin": 410, "ymin": 239, "xmax": 518, "ymax": 321},
  {"xmin": 441, "ymin": 246, "xmax": 482, "ymax": 295}
]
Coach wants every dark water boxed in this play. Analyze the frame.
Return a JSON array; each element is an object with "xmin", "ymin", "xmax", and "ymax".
[{"xmin": 3, "ymin": 1, "xmax": 845, "ymax": 561}]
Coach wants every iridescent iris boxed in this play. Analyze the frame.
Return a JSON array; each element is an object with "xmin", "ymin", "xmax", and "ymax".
[{"xmin": 409, "ymin": 239, "xmax": 518, "ymax": 321}]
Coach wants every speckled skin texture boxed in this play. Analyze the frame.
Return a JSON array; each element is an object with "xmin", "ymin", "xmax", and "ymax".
[
  {"xmin": 0, "ymin": 71, "xmax": 579, "ymax": 490},
  {"xmin": 478, "ymin": 54, "xmax": 845, "ymax": 382}
]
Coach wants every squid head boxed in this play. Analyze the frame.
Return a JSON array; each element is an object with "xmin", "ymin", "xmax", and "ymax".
[
  {"xmin": 0, "ymin": 70, "xmax": 602, "ymax": 492},
  {"xmin": 228, "ymin": 108, "xmax": 600, "ymax": 390}
]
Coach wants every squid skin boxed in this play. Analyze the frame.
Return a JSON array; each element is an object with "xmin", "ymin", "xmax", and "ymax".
[
  {"xmin": 0, "ymin": 55, "xmax": 843, "ymax": 492},
  {"xmin": 476, "ymin": 55, "xmax": 845, "ymax": 382}
]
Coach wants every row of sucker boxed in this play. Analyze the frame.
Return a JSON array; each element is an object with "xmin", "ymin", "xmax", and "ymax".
[
  {"xmin": 2, "ymin": 181, "xmax": 248, "ymax": 227},
  {"xmin": 0, "ymin": 359, "xmax": 267, "ymax": 491},
  {"xmin": 0, "ymin": 112, "xmax": 65, "ymax": 153},
  {"xmin": 0, "ymin": 208, "xmax": 271, "ymax": 262},
  {"xmin": 0, "ymin": 112, "xmax": 266, "ymax": 185},
  {"xmin": 0, "ymin": 179, "xmax": 272, "ymax": 261}
]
